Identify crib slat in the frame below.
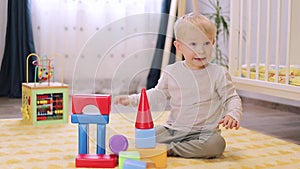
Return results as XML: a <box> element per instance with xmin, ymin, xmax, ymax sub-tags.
<box><xmin>229</xmin><ymin>0</ymin><xmax>240</xmax><ymax>76</ymax></box>
<box><xmin>285</xmin><ymin>0</ymin><xmax>292</xmax><ymax>85</ymax></box>
<box><xmin>238</xmin><ymin>0</ymin><xmax>244</xmax><ymax>77</ymax></box>
<box><xmin>264</xmin><ymin>0</ymin><xmax>272</xmax><ymax>82</ymax></box>
<box><xmin>245</xmin><ymin>0</ymin><xmax>252</xmax><ymax>79</ymax></box>
<box><xmin>275</xmin><ymin>0</ymin><xmax>282</xmax><ymax>83</ymax></box>
<box><xmin>255</xmin><ymin>0</ymin><xmax>261</xmax><ymax>80</ymax></box>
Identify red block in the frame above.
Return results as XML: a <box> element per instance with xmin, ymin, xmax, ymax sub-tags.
<box><xmin>135</xmin><ymin>88</ymin><xmax>154</xmax><ymax>129</ymax></box>
<box><xmin>72</xmin><ymin>94</ymin><xmax>111</xmax><ymax>115</ymax></box>
<box><xmin>75</xmin><ymin>154</ymin><xmax>117</xmax><ymax>168</ymax></box>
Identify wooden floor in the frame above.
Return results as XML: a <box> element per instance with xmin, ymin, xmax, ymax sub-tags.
<box><xmin>1</xmin><ymin>96</ymin><xmax>300</xmax><ymax>145</ymax></box>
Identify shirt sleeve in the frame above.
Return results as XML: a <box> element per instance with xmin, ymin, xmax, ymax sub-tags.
<box><xmin>216</xmin><ymin>68</ymin><xmax>243</xmax><ymax>122</ymax></box>
<box><xmin>128</xmin><ymin>70</ymin><xmax>170</xmax><ymax>107</ymax></box>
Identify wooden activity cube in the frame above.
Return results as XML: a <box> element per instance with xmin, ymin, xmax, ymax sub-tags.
<box><xmin>21</xmin><ymin>82</ymin><xmax>68</xmax><ymax>125</ymax></box>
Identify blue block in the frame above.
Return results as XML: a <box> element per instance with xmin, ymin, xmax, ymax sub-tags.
<box><xmin>123</xmin><ymin>159</ymin><xmax>146</xmax><ymax>169</ymax></box>
<box><xmin>71</xmin><ymin>114</ymin><xmax>109</xmax><ymax>124</ymax></box>
<box><xmin>97</xmin><ymin>124</ymin><xmax>106</xmax><ymax>154</ymax></box>
<box><xmin>78</xmin><ymin>124</ymin><xmax>88</xmax><ymax>154</ymax></box>
<box><xmin>135</xmin><ymin>128</ymin><xmax>156</xmax><ymax>148</ymax></box>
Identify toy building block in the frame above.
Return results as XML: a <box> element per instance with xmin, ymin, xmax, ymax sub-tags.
<box><xmin>128</xmin><ymin>144</ymin><xmax>167</xmax><ymax>169</ymax></box>
<box><xmin>135</xmin><ymin>128</ymin><xmax>156</xmax><ymax>148</ymax></box>
<box><xmin>71</xmin><ymin>114</ymin><xmax>109</xmax><ymax>124</ymax></box>
<box><xmin>135</xmin><ymin>88</ymin><xmax>156</xmax><ymax>148</ymax></box>
<box><xmin>97</xmin><ymin>124</ymin><xmax>106</xmax><ymax>154</ymax></box>
<box><xmin>119</xmin><ymin>151</ymin><xmax>140</xmax><ymax>169</ymax></box>
<box><xmin>135</xmin><ymin>88</ymin><xmax>154</xmax><ymax>129</ymax></box>
<box><xmin>77</xmin><ymin>124</ymin><xmax>106</xmax><ymax>154</ymax></box>
<box><xmin>72</xmin><ymin>94</ymin><xmax>113</xmax><ymax>167</ymax></box>
<box><xmin>109</xmin><ymin>134</ymin><xmax>129</xmax><ymax>155</ymax></box>
<box><xmin>123</xmin><ymin>159</ymin><xmax>146</xmax><ymax>169</ymax></box>
<box><xmin>72</xmin><ymin>94</ymin><xmax>111</xmax><ymax>115</ymax></box>
<box><xmin>76</xmin><ymin>154</ymin><xmax>117</xmax><ymax>168</ymax></box>
<box><xmin>72</xmin><ymin>115</ymin><xmax>107</xmax><ymax>154</ymax></box>
<box><xmin>78</xmin><ymin>124</ymin><xmax>89</xmax><ymax>154</ymax></box>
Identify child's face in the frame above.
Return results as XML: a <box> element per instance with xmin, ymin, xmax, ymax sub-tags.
<box><xmin>174</xmin><ymin>26</ymin><xmax>213</xmax><ymax>70</ymax></box>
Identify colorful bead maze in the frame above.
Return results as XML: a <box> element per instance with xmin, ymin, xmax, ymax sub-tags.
<box><xmin>21</xmin><ymin>53</ymin><xmax>68</xmax><ymax>125</ymax></box>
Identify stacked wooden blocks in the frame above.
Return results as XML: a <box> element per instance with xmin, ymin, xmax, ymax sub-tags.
<box><xmin>119</xmin><ymin>88</ymin><xmax>167</xmax><ymax>169</ymax></box>
<box><xmin>71</xmin><ymin>89</ymin><xmax>167</xmax><ymax>168</ymax></box>
<box><xmin>71</xmin><ymin>94</ymin><xmax>117</xmax><ymax>168</ymax></box>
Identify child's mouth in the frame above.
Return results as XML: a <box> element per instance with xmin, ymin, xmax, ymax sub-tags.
<box><xmin>194</xmin><ymin>57</ymin><xmax>206</xmax><ymax>61</ymax></box>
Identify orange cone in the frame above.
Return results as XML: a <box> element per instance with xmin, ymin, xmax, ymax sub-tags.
<box><xmin>135</xmin><ymin>88</ymin><xmax>154</xmax><ymax>129</ymax></box>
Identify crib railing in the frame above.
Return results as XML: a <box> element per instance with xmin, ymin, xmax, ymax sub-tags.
<box><xmin>229</xmin><ymin>0</ymin><xmax>300</xmax><ymax>101</ymax></box>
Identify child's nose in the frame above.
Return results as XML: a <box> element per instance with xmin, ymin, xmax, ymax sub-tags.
<box><xmin>195</xmin><ymin>45</ymin><xmax>204</xmax><ymax>53</ymax></box>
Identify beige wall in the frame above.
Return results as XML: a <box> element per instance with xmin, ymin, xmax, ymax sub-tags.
<box><xmin>290</xmin><ymin>0</ymin><xmax>300</xmax><ymax>65</ymax></box>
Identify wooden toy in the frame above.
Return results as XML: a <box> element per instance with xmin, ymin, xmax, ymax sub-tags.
<box><xmin>71</xmin><ymin>89</ymin><xmax>166</xmax><ymax>168</ymax></box>
<box><xmin>71</xmin><ymin>114</ymin><xmax>109</xmax><ymax>124</ymax></box>
<box><xmin>109</xmin><ymin>134</ymin><xmax>129</xmax><ymax>155</ymax></box>
<box><xmin>72</xmin><ymin>94</ymin><xmax>111</xmax><ymax>115</ymax></box>
<box><xmin>71</xmin><ymin>114</ymin><xmax>108</xmax><ymax>155</ymax></box>
<box><xmin>76</xmin><ymin>154</ymin><xmax>117</xmax><ymax>168</ymax></box>
<box><xmin>135</xmin><ymin>128</ymin><xmax>156</xmax><ymax>148</ymax></box>
<box><xmin>123</xmin><ymin>159</ymin><xmax>146</xmax><ymax>169</ymax></box>
<box><xmin>128</xmin><ymin>144</ymin><xmax>167</xmax><ymax>169</ymax></box>
<box><xmin>135</xmin><ymin>88</ymin><xmax>156</xmax><ymax>148</ymax></box>
<box><xmin>71</xmin><ymin>94</ymin><xmax>117</xmax><ymax>168</ymax></box>
<box><xmin>135</xmin><ymin>88</ymin><xmax>154</xmax><ymax>129</ymax></box>
<box><xmin>21</xmin><ymin>53</ymin><xmax>68</xmax><ymax>125</ymax></box>
<box><xmin>118</xmin><ymin>151</ymin><xmax>140</xmax><ymax>169</ymax></box>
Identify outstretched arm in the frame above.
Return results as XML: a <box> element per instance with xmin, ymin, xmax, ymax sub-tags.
<box><xmin>113</xmin><ymin>95</ymin><xmax>130</xmax><ymax>106</ymax></box>
<box><xmin>114</xmin><ymin>70</ymin><xmax>170</xmax><ymax>107</ymax></box>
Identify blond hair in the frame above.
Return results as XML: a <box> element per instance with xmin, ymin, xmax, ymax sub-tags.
<box><xmin>174</xmin><ymin>12</ymin><xmax>216</xmax><ymax>42</ymax></box>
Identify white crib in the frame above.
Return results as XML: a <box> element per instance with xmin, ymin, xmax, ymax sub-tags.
<box><xmin>229</xmin><ymin>0</ymin><xmax>300</xmax><ymax>101</ymax></box>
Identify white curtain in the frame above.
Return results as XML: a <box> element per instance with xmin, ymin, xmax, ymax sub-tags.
<box><xmin>31</xmin><ymin>0</ymin><xmax>162</xmax><ymax>95</ymax></box>
<box><xmin>0</xmin><ymin>0</ymin><xmax>8</xmax><ymax>70</ymax></box>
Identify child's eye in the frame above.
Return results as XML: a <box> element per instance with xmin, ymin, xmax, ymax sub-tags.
<box><xmin>189</xmin><ymin>42</ymin><xmax>197</xmax><ymax>46</ymax></box>
<box><xmin>203</xmin><ymin>41</ymin><xmax>211</xmax><ymax>46</ymax></box>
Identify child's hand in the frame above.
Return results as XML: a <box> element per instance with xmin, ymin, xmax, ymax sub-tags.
<box><xmin>113</xmin><ymin>95</ymin><xmax>130</xmax><ymax>106</ymax></box>
<box><xmin>218</xmin><ymin>115</ymin><xmax>240</xmax><ymax>130</ymax></box>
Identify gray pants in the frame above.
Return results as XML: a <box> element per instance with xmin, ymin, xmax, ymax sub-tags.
<box><xmin>156</xmin><ymin>125</ymin><xmax>226</xmax><ymax>158</ymax></box>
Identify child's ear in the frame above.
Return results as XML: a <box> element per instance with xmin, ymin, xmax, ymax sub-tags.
<box><xmin>173</xmin><ymin>41</ymin><xmax>181</xmax><ymax>51</ymax></box>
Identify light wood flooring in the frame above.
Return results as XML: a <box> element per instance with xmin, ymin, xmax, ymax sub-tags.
<box><xmin>1</xmin><ymin>96</ymin><xmax>300</xmax><ymax>145</ymax></box>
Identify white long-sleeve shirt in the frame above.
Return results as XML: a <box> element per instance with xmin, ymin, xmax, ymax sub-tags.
<box><xmin>129</xmin><ymin>61</ymin><xmax>242</xmax><ymax>132</ymax></box>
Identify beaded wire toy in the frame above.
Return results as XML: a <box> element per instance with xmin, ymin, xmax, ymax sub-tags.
<box><xmin>26</xmin><ymin>53</ymin><xmax>64</xmax><ymax>86</ymax></box>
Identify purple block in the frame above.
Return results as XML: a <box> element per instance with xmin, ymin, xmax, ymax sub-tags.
<box><xmin>109</xmin><ymin>134</ymin><xmax>128</xmax><ymax>155</ymax></box>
